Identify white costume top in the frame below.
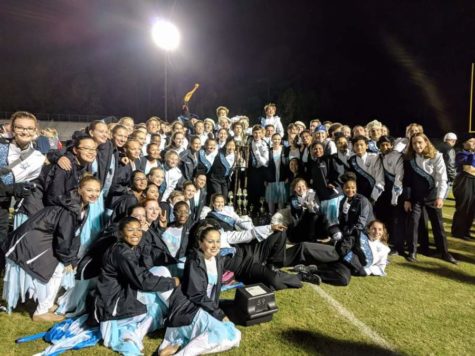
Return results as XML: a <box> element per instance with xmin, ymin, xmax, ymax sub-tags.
<box><xmin>9</xmin><ymin>142</ymin><xmax>45</xmax><ymax>182</ymax></box>
<box><xmin>364</xmin><ymin>240</ymin><xmax>390</xmax><ymax>276</ymax></box>
<box><xmin>162</xmin><ymin>167</ymin><xmax>183</xmax><ymax>202</ymax></box>
<box><xmin>415</xmin><ymin>152</ymin><xmax>448</xmax><ymax>199</ymax></box>
<box><xmin>355</xmin><ymin>152</ymin><xmax>385</xmax><ymax>201</ymax></box>
<box><xmin>251</xmin><ymin>140</ymin><xmax>269</xmax><ymax>168</ymax></box>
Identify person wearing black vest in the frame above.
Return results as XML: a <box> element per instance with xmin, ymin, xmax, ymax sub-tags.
<box><xmin>403</xmin><ymin>133</ymin><xmax>457</xmax><ymax>264</ymax></box>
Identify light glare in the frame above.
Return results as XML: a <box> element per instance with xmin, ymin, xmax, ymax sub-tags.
<box><xmin>151</xmin><ymin>20</ymin><xmax>180</xmax><ymax>51</ymax></box>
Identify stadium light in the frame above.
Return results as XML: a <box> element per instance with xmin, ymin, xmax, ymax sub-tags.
<box><xmin>151</xmin><ymin>20</ymin><xmax>180</xmax><ymax>51</ymax></box>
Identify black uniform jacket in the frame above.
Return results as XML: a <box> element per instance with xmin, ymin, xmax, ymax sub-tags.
<box><xmin>6</xmin><ymin>191</ymin><xmax>87</xmax><ymax>283</ymax></box>
<box><xmin>179</xmin><ymin>149</ymin><xmax>198</xmax><ymax>181</ymax></box>
<box><xmin>94</xmin><ymin>240</ymin><xmax>176</xmax><ymax>322</ymax></box>
<box><xmin>338</xmin><ymin>193</ymin><xmax>374</xmax><ymax>237</ymax></box>
<box><xmin>181</xmin><ymin>249</ymin><xmax>226</xmax><ymax>321</ymax></box>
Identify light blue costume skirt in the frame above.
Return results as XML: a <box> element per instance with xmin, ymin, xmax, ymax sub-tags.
<box><xmin>57</xmin><ymin>191</ymin><xmax>106</xmax><ymax>316</ymax></box>
<box><xmin>159</xmin><ymin>309</ymin><xmax>241</xmax><ymax>355</ymax></box>
<box><xmin>100</xmin><ymin>266</ymin><xmax>173</xmax><ymax>356</ymax></box>
<box><xmin>320</xmin><ymin>195</ymin><xmax>344</xmax><ymax>226</ymax></box>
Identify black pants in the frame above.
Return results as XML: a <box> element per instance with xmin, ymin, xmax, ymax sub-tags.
<box><xmin>452</xmin><ymin>173</ymin><xmax>475</xmax><ymax>237</ymax></box>
<box><xmin>374</xmin><ymin>191</ymin><xmax>406</xmax><ymax>252</ymax></box>
<box><xmin>315</xmin><ymin>262</ymin><xmax>352</xmax><ymax>286</ymax></box>
<box><xmin>207</xmin><ymin>179</ymin><xmax>228</xmax><ymax>205</ymax></box>
<box><xmin>283</xmin><ymin>242</ymin><xmax>340</xmax><ymax>267</ymax></box>
<box><xmin>226</xmin><ymin>232</ymin><xmax>300</xmax><ymax>290</ymax></box>
<box><xmin>287</xmin><ymin>212</ymin><xmax>328</xmax><ymax>243</ymax></box>
<box><xmin>408</xmin><ymin>201</ymin><xmax>448</xmax><ymax>255</ymax></box>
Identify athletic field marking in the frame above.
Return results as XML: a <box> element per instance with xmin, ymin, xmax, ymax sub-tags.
<box><xmin>309</xmin><ymin>284</ymin><xmax>397</xmax><ymax>352</ymax></box>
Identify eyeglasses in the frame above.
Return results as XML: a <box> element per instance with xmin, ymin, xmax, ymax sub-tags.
<box><xmin>134</xmin><ymin>177</ymin><xmax>147</xmax><ymax>182</ymax></box>
<box><xmin>14</xmin><ymin>126</ymin><xmax>36</xmax><ymax>133</ymax></box>
<box><xmin>77</xmin><ymin>147</ymin><xmax>97</xmax><ymax>153</ymax></box>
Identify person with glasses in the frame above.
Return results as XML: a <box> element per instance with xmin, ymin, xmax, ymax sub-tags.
<box><xmin>0</xmin><ymin>111</ymin><xmax>45</xmax><ymax>274</ymax></box>
<box><xmin>44</xmin><ymin>136</ymin><xmax>97</xmax><ymax>206</ymax></box>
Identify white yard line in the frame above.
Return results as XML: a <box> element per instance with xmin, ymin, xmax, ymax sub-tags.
<box><xmin>309</xmin><ymin>284</ymin><xmax>397</xmax><ymax>352</ymax></box>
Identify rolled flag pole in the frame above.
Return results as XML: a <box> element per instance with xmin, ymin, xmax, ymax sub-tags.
<box><xmin>15</xmin><ymin>332</ymin><xmax>46</xmax><ymax>344</ymax></box>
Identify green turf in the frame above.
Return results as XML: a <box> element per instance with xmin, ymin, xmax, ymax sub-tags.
<box><xmin>1</xmin><ymin>198</ymin><xmax>474</xmax><ymax>356</ymax></box>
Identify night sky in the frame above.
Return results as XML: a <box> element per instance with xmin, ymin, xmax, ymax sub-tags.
<box><xmin>1</xmin><ymin>0</ymin><xmax>474</xmax><ymax>136</ymax></box>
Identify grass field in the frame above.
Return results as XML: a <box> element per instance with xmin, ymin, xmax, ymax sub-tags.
<box><xmin>1</xmin><ymin>197</ymin><xmax>474</xmax><ymax>356</ymax></box>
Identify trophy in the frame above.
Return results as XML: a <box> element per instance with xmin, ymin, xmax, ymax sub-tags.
<box><xmin>228</xmin><ymin>191</ymin><xmax>234</xmax><ymax>208</ymax></box>
<box><xmin>236</xmin><ymin>188</ymin><xmax>243</xmax><ymax>216</ymax></box>
<box><xmin>242</xmin><ymin>189</ymin><xmax>248</xmax><ymax>216</ymax></box>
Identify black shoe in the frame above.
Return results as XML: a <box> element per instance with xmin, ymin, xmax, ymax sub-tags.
<box><xmin>441</xmin><ymin>253</ymin><xmax>458</xmax><ymax>265</ymax></box>
<box><xmin>405</xmin><ymin>253</ymin><xmax>417</xmax><ymax>263</ymax></box>
<box><xmin>291</xmin><ymin>264</ymin><xmax>318</xmax><ymax>274</ymax></box>
<box><xmin>298</xmin><ymin>272</ymin><xmax>322</xmax><ymax>285</ymax></box>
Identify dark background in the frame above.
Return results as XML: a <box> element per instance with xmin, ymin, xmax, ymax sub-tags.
<box><xmin>1</xmin><ymin>0</ymin><xmax>474</xmax><ymax>136</ymax></box>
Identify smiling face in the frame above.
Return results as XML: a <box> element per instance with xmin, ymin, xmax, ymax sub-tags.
<box><xmin>126</xmin><ymin>141</ymin><xmax>142</xmax><ymax>160</ymax></box>
<box><xmin>122</xmin><ymin>221</ymin><xmax>143</xmax><ymax>247</ymax></box>
<box><xmin>293</xmin><ymin>180</ymin><xmax>307</xmax><ymax>196</ymax></box>
<box><xmin>134</xmin><ymin>131</ymin><xmax>147</xmax><ymax>147</ymax></box>
<box><xmin>265</xmin><ymin>106</ymin><xmax>276</xmax><ymax>117</ymax></box>
<box><xmin>190</xmin><ymin>137</ymin><xmax>201</xmax><ymax>152</ymax></box>
<box><xmin>218</xmin><ymin>129</ymin><xmax>228</xmax><ymax>142</ymax></box>
<box><xmin>174</xmin><ymin>204</ymin><xmax>190</xmax><ymax>225</ymax></box>
<box><xmin>133</xmin><ymin>172</ymin><xmax>148</xmax><ymax>191</ymax></box>
<box><xmin>113</xmin><ymin>127</ymin><xmax>128</xmax><ymax>148</ymax></box>
<box><xmin>147</xmin><ymin>120</ymin><xmax>159</xmax><ymax>134</ymax></box>
<box><xmin>145</xmin><ymin>184</ymin><xmax>159</xmax><ymax>201</ymax></box>
<box><xmin>212</xmin><ymin>196</ymin><xmax>225</xmax><ymax>211</ymax></box>
<box><xmin>353</xmin><ymin>139</ymin><xmax>368</xmax><ymax>157</ymax></box>
<box><xmin>369</xmin><ymin>221</ymin><xmax>384</xmax><ymax>241</ymax></box>
<box><xmin>225</xmin><ymin>140</ymin><xmax>236</xmax><ymax>154</ymax></box>
<box><xmin>314</xmin><ymin>131</ymin><xmax>327</xmax><ymax>142</ymax></box>
<box><xmin>12</xmin><ymin>117</ymin><xmax>37</xmax><ymax>147</ymax></box>
<box><xmin>199</xmin><ymin>230</ymin><xmax>221</xmax><ymax>259</ymax></box>
<box><xmin>78</xmin><ymin>180</ymin><xmax>101</xmax><ymax>205</ymax></box>
<box><xmin>74</xmin><ymin>138</ymin><xmax>97</xmax><ymax>164</ymax></box>
<box><xmin>194</xmin><ymin>175</ymin><xmax>206</xmax><ymax>189</ymax></box>
<box><xmin>252</xmin><ymin>129</ymin><xmax>263</xmax><ymax>141</ymax></box>
<box><xmin>271</xmin><ymin>134</ymin><xmax>282</xmax><ymax>148</ymax></box>
<box><xmin>336</xmin><ymin>137</ymin><xmax>348</xmax><ymax>152</ymax></box>
<box><xmin>195</xmin><ymin>122</ymin><xmax>204</xmax><ymax>134</ymax></box>
<box><xmin>173</xmin><ymin>133</ymin><xmax>184</xmax><ymax>147</ymax></box>
<box><xmin>90</xmin><ymin>122</ymin><xmax>109</xmax><ymax>145</ymax></box>
<box><xmin>145</xmin><ymin>200</ymin><xmax>161</xmax><ymax>223</ymax></box>
<box><xmin>312</xmin><ymin>144</ymin><xmax>324</xmax><ymax>158</ymax></box>
<box><xmin>343</xmin><ymin>180</ymin><xmax>357</xmax><ymax>199</ymax></box>
<box><xmin>411</xmin><ymin>136</ymin><xmax>427</xmax><ymax>155</ymax></box>
<box><xmin>147</xmin><ymin>144</ymin><xmax>161</xmax><ymax>159</ymax></box>
<box><xmin>166</xmin><ymin>152</ymin><xmax>179</xmax><ymax>168</ymax></box>
<box><xmin>149</xmin><ymin>169</ymin><xmax>164</xmax><ymax>186</ymax></box>
<box><xmin>183</xmin><ymin>184</ymin><xmax>197</xmax><ymax>200</ymax></box>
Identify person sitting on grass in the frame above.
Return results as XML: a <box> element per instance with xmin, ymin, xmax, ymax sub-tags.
<box><xmin>3</xmin><ymin>175</ymin><xmax>101</xmax><ymax>322</ymax></box>
<box><xmin>93</xmin><ymin>217</ymin><xmax>179</xmax><ymax>355</ymax></box>
<box><xmin>157</xmin><ymin>226</ymin><xmax>241</xmax><ymax>356</ymax></box>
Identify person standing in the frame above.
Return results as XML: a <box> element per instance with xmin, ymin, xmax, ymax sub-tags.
<box><xmin>403</xmin><ymin>133</ymin><xmax>457</xmax><ymax>264</ymax></box>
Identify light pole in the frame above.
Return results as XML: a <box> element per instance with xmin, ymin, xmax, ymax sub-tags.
<box><xmin>151</xmin><ymin>20</ymin><xmax>180</xmax><ymax>121</ymax></box>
